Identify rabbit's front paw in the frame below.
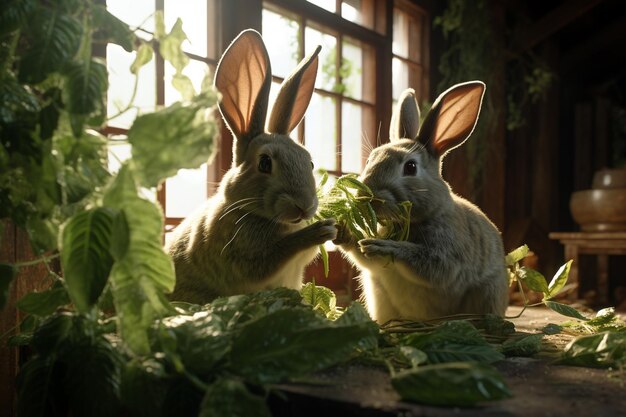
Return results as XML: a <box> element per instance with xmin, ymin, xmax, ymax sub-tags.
<box><xmin>359</xmin><ymin>239</ymin><xmax>403</xmax><ymax>258</ymax></box>
<box><xmin>332</xmin><ymin>220</ymin><xmax>353</xmax><ymax>246</ymax></box>
<box><xmin>306</xmin><ymin>218</ymin><xmax>338</xmax><ymax>244</ymax></box>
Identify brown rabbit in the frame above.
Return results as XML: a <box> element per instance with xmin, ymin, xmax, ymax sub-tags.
<box><xmin>336</xmin><ymin>82</ymin><xmax>509</xmax><ymax>323</ymax></box>
<box><xmin>166</xmin><ymin>30</ymin><xmax>337</xmax><ymax>304</ymax></box>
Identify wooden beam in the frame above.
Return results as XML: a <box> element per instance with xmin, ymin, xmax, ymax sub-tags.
<box><xmin>562</xmin><ymin>14</ymin><xmax>626</xmax><ymax>70</ymax></box>
<box><xmin>517</xmin><ymin>0</ymin><xmax>604</xmax><ymax>52</ymax></box>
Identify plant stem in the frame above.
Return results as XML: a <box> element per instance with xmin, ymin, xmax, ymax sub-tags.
<box><xmin>14</xmin><ymin>253</ymin><xmax>60</xmax><ymax>269</ymax></box>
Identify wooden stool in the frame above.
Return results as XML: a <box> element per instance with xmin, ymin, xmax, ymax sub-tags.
<box><xmin>549</xmin><ymin>232</ymin><xmax>626</xmax><ymax>303</ymax></box>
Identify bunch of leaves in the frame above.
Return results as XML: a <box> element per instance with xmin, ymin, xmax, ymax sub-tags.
<box><xmin>314</xmin><ymin>171</ymin><xmax>411</xmax><ymax>276</ymax></box>
<box><xmin>12</xmin><ymin>286</ymin><xmax>380</xmax><ymax>417</ymax></box>
<box><xmin>506</xmin><ymin>245</ymin><xmax>586</xmax><ymax>320</ymax></box>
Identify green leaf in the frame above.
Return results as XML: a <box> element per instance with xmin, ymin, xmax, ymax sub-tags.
<box><xmin>171</xmin><ymin>73</ymin><xmax>196</xmax><ymax>101</ymax></box>
<box><xmin>475</xmin><ymin>314</ymin><xmax>516</xmax><ymax>337</ymax></box>
<box><xmin>199</xmin><ymin>378</ymin><xmax>271</xmax><ymax>417</ymax></box>
<box><xmin>60</xmin><ymin>207</ymin><xmax>118</xmax><ymax>312</ymax></box>
<box><xmin>30</xmin><ymin>312</ymin><xmax>75</xmax><ymax>355</ymax></box>
<box><xmin>544</xmin><ymin>301</ymin><xmax>588</xmax><ymax>321</ymax></box>
<box><xmin>104</xmin><ymin>165</ymin><xmax>175</xmax><ymax>354</ymax></box>
<box><xmin>0</xmin><ymin>0</ymin><xmax>35</xmax><ymax>36</ymax></box>
<box><xmin>505</xmin><ymin>244</ymin><xmax>529</xmax><ymax>266</ymax></box>
<box><xmin>18</xmin><ymin>11</ymin><xmax>83</xmax><ymax>84</ymax></box>
<box><xmin>16</xmin><ymin>287</ymin><xmax>70</xmax><ymax>316</ymax></box>
<box><xmin>501</xmin><ymin>334</ymin><xmax>543</xmax><ymax>357</ymax></box>
<box><xmin>558</xmin><ymin>331</ymin><xmax>626</xmax><ymax>368</ymax></box>
<box><xmin>318</xmin><ymin>244</ymin><xmax>329</xmax><ymax>278</ymax></box>
<box><xmin>0</xmin><ymin>263</ymin><xmax>17</xmax><ymax>309</ymax></box>
<box><xmin>16</xmin><ymin>356</ymin><xmax>61</xmax><ymax>417</ymax></box>
<box><xmin>64</xmin><ymin>339</ymin><xmax>122</xmax><ymax>417</ymax></box>
<box><xmin>159</xmin><ymin>18</ymin><xmax>189</xmax><ymax>73</ymax></box>
<box><xmin>516</xmin><ymin>267</ymin><xmax>548</xmax><ymax>294</ymax></box>
<box><xmin>395</xmin><ymin>345</ymin><xmax>428</xmax><ymax>368</ymax></box>
<box><xmin>92</xmin><ymin>4</ymin><xmax>136</xmax><ymax>52</ymax></box>
<box><xmin>230</xmin><ymin>307</ymin><xmax>378</xmax><ymax>383</ymax></box>
<box><xmin>63</xmin><ymin>59</ymin><xmax>108</xmax><ymax>116</ymax></box>
<box><xmin>403</xmin><ymin>321</ymin><xmax>504</xmax><ymax>364</ymax></box>
<box><xmin>131</xmin><ymin>43</ymin><xmax>154</xmax><ymax>75</ymax></box>
<box><xmin>391</xmin><ymin>362</ymin><xmax>511</xmax><ymax>406</ymax></box>
<box><xmin>300</xmin><ymin>282</ymin><xmax>337</xmax><ymax>318</ymax></box>
<box><xmin>541</xmin><ymin>323</ymin><xmax>562</xmax><ymax>335</ymax></box>
<box><xmin>0</xmin><ymin>75</ymin><xmax>40</xmax><ymax>124</ymax></box>
<box><xmin>128</xmin><ymin>93</ymin><xmax>218</xmax><ymax>187</ymax></box>
<box><xmin>120</xmin><ymin>359</ymin><xmax>169</xmax><ymax>417</ymax></box>
<box><xmin>546</xmin><ymin>260</ymin><xmax>572</xmax><ymax>299</ymax></box>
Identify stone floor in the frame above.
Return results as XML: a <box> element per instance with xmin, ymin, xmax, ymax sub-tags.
<box><xmin>269</xmin><ymin>306</ymin><xmax>626</xmax><ymax>417</ymax></box>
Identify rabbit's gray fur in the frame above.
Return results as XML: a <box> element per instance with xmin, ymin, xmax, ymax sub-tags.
<box><xmin>337</xmin><ymin>82</ymin><xmax>509</xmax><ymax>322</ymax></box>
<box><xmin>167</xmin><ymin>30</ymin><xmax>336</xmax><ymax>304</ymax></box>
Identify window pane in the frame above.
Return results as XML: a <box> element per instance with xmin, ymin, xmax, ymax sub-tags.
<box><xmin>408</xmin><ymin>63</ymin><xmax>423</xmax><ymax>101</ymax></box>
<box><xmin>341</xmin><ymin>0</ymin><xmax>374</xmax><ymax>29</ymax></box>
<box><xmin>108</xmin><ymin>138</ymin><xmax>131</xmax><ymax>173</ymax></box>
<box><xmin>341</xmin><ymin>102</ymin><xmax>363</xmax><ymax>173</ymax></box>
<box><xmin>392</xmin><ymin>57</ymin><xmax>409</xmax><ymax>101</ymax></box>
<box><xmin>305</xmin><ymin>27</ymin><xmax>337</xmax><ymax>92</ymax></box>
<box><xmin>262</xmin><ymin>9</ymin><xmax>300</xmax><ymax>79</ymax></box>
<box><xmin>107</xmin><ymin>0</ymin><xmax>154</xmax><ymax>40</ymax></box>
<box><xmin>107</xmin><ymin>44</ymin><xmax>156</xmax><ymax>129</ymax></box>
<box><xmin>408</xmin><ymin>13</ymin><xmax>423</xmax><ymax>63</ymax></box>
<box><xmin>164</xmin><ymin>0</ymin><xmax>207</xmax><ymax>57</ymax></box>
<box><xmin>341</xmin><ymin>39</ymin><xmax>363</xmax><ymax>100</ymax></box>
<box><xmin>164</xmin><ymin>59</ymin><xmax>210</xmax><ymax>105</ymax></box>
<box><xmin>305</xmin><ymin>93</ymin><xmax>337</xmax><ymax>171</ymax></box>
<box><xmin>307</xmin><ymin>0</ymin><xmax>336</xmax><ymax>13</ymax></box>
<box><xmin>392</xmin><ymin>9</ymin><xmax>408</xmax><ymax>58</ymax></box>
<box><xmin>165</xmin><ymin>164</ymin><xmax>208</xmax><ymax>218</ymax></box>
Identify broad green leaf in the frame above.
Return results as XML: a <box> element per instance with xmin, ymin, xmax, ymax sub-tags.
<box><xmin>92</xmin><ymin>4</ymin><xmax>136</xmax><ymax>52</ymax></box>
<box><xmin>300</xmin><ymin>282</ymin><xmax>337</xmax><ymax>318</ymax></box>
<box><xmin>131</xmin><ymin>43</ymin><xmax>154</xmax><ymax>75</ymax></box>
<box><xmin>63</xmin><ymin>59</ymin><xmax>108</xmax><ymax>116</ymax></box>
<box><xmin>60</xmin><ymin>207</ymin><xmax>118</xmax><ymax>312</ymax></box>
<box><xmin>16</xmin><ymin>287</ymin><xmax>70</xmax><ymax>316</ymax></box>
<box><xmin>403</xmin><ymin>321</ymin><xmax>504</xmax><ymax>364</ymax></box>
<box><xmin>334</xmin><ymin>302</ymin><xmax>379</xmax><ymax>350</ymax></box>
<box><xmin>0</xmin><ymin>0</ymin><xmax>35</xmax><ymax>36</ymax></box>
<box><xmin>505</xmin><ymin>244</ymin><xmax>529</xmax><ymax>266</ymax></box>
<box><xmin>160</xmin><ymin>18</ymin><xmax>189</xmax><ymax>73</ymax></box>
<box><xmin>0</xmin><ymin>263</ymin><xmax>16</xmax><ymax>309</ymax></box>
<box><xmin>104</xmin><ymin>165</ymin><xmax>175</xmax><ymax>354</ymax></box>
<box><xmin>318</xmin><ymin>244</ymin><xmax>329</xmax><ymax>278</ymax></box>
<box><xmin>30</xmin><ymin>312</ymin><xmax>75</xmax><ymax>355</ymax></box>
<box><xmin>476</xmin><ymin>314</ymin><xmax>516</xmax><ymax>337</ymax></box>
<box><xmin>337</xmin><ymin>175</ymin><xmax>372</xmax><ymax>196</ymax></box>
<box><xmin>120</xmin><ymin>359</ymin><xmax>169</xmax><ymax>417</ymax></box>
<box><xmin>109</xmin><ymin>210</ymin><xmax>130</xmax><ymax>261</ymax></box>
<box><xmin>391</xmin><ymin>362</ymin><xmax>511</xmax><ymax>406</ymax></box>
<box><xmin>64</xmin><ymin>339</ymin><xmax>123</xmax><ymax>417</ymax></box>
<box><xmin>18</xmin><ymin>11</ymin><xmax>83</xmax><ymax>84</ymax></box>
<box><xmin>199</xmin><ymin>378</ymin><xmax>271</xmax><ymax>417</ymax></box>
<box><xmin>171</xmin><ymin>73</ymin><xmax>196</xmax><ymax>101</ymax></box>
<box><xmin>230</xmin><ymin>307</ymin><xmax>378</xmax><ymax>383</ymax></box>
<box><xmin>544</xmin><ymin>301</ymin><xmax>588</xmax><ymax>321</ymax></box>
<box><xmin>0</xmin><ymin>75</ymin><xmax>40</xmax><ymax>124</ymax></box>
<box><xmin>517</xmin><ymin>267</ymin><xmax>548</xmax><ymax>294</ymax></box>
<box><xmin>395</xmin><ymin>345</ymin><xmax>428</xmax><ymax>368</ymax></box>
<box><xmin>25</xmin><ymin>214</ymin><xmax>59</xmax><ymax>254</ymax></box>
<box><xmin>16</xmin><ymin>356</ymin><xmax>61</xmax><ymax>417</ymax></box>
<box><xmin>559</xmin><ymin>331</ymin><xmax>626</xmax><ymax>368</ymax></box>
<box><xmin>501</xmin><ymin>334</ymin><xmax>543</xmax><ymax>357</ymax></box>
<box><xmin>546</xmin><ymin>260</ymin><xmax>572</xmax><ymax>299</ymax></box>
<box><xmin>541</xmin><ymin>323</ymin><xmax>562</xmax><ymax>335</ymax></box>
<box><xmin>128</xmin><ymin>93</ymin><xmax>218</xmax><ymax>187</ymax></box>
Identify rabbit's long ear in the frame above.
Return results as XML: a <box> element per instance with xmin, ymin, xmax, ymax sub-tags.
<box><xmin>267</xmin><ymin>46</ymin><xmax>321</xmax><ymax>135</ymax></box>
<box><xmin>417</xmin><ymin>81</ymin><xmax>485</xmax><ymax>157</ymax></box>
<box><xmin>215</xmin><ymin>30</ymin><xmax>271</xmax><ymax>155</ymax></box>
<box><xmin>390</xmin><ymin>88</ymin><xmax>420</xmax><ymax>141</ymax></box>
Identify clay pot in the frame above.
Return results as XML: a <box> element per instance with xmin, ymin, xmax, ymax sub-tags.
<box><xmin>592</xmin><ymin>168</ymin><xmax>626</xmax><ymax>189</ymax></box>
<box><xmin>570</xmin><ymin>188</ymin><xmax>626</xmax><ymax>232</ymax></box>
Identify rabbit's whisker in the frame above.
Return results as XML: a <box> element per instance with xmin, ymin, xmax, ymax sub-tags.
<box><xmin>220</xmin><ymin>222</ymin><xmax>247</xmax><ymax>256</ymax></box>
<box><xmin>220</xmin><ymin>199</ymin><xmax>261</xmax><ymax>219</ymax></box>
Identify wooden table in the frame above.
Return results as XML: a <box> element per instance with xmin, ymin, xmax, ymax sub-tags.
<box><xmin>549</xmin><ymin>232</ymin><xmax>626</xmax><ymax>302</ymax></box>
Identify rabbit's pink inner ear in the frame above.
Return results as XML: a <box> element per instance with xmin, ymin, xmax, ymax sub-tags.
<box><xmin>267</xmin><ymin>46</ymin><xmax>321</xmax><ymax>135</ymax></box>
<box><xmin>215</xmin><ymin>30</ymin><xmax>271</xmax><ymax>138</ymax></box>
<box><xmin>431</xmin><ymin>82</ymin><xmax>485</xmax><ymax>156</ymax></box>
<box><xmin>390</xmin><ymin>88</ymin><xmax>420</xmax><ymax>141</ymax></box>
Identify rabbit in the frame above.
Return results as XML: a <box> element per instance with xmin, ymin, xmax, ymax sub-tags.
<box><xmin>336</xmin><ymin>81</ymin><xmax>509</xmax><ymax>323</ymax></box>
<box><xmin>166</xmin><ymin>29</ymin><xmax>337</xmax><ymax>304</ymax></box>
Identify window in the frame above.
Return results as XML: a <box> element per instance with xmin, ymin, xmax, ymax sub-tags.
<box><xmin>392</xmin><ymin>1</ymin><xmax>429</xmax><ymax>103</ymax></box>
<box><xmin>104</xmin><ymin>0</ymin><xmax>219</xmax><ymax>241</ymax></box>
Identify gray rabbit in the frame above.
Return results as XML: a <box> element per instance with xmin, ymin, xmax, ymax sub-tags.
<box><xmin>336</xmin><ymin>82</ymin><xmax>509</xmax><ymax>322</ymax></box>
<box><xmin>167</xmin><ymin>30</ymin><xmax>337</xmax><ymax>304</ymax></box>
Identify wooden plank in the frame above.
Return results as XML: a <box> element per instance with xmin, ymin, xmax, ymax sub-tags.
<box><xmin>517</xmin><ymin>0</ymin><xmax>604</xmax><ymax>52</ymax></box>
<box><xmin>0</xmin><ymin>222</ymin><xmax>17</xmax><ymax>417</ymax></box>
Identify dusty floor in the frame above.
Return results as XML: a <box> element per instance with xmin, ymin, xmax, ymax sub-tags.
<box><xmin>270</xmin><ymin>307</ymin><xmax>626</xmax><ymax>417</ymax></box>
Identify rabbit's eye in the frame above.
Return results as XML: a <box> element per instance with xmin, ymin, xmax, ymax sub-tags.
<box><xmin>403</xmin><ymin>160</ymin><xmax>417</xmax><ymax>176</ymax></box>
<box><xmin>258</xmin><ymin>154</ymin><xmax>272</xmax><ymax>174</ymax></box>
